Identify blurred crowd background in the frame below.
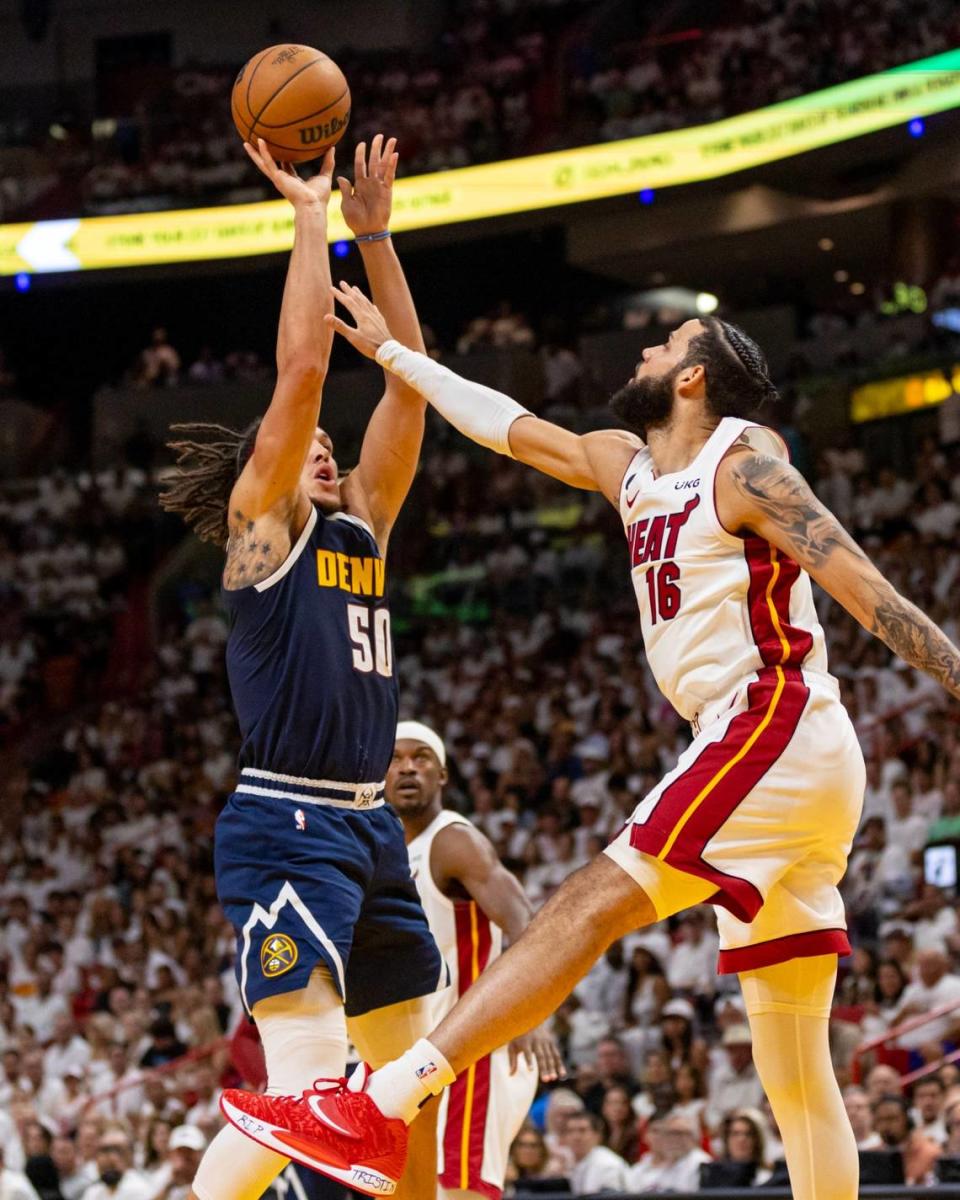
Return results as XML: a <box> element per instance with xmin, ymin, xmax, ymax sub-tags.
<box><xmin>1</xmin><ymin>0</ymin><xmax>960</xmax><ymax>1196</ymax></box>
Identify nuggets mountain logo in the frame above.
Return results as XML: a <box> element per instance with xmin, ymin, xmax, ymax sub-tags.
<box><xmin>260</xmin><ymin>933</ymin><xmax>298</xmax><ymax>978</ymax></box>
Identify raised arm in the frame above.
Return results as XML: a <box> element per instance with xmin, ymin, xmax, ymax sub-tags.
<box><xmin>228</xmin><ymin>141</ymin><xmax>335</xmax><ymax>536</ymax></box>
<box><xmin>337</xmin><ymin>136</ymin><xmax>427</xmax><ymax>548</ymax></box>
<box><xmin>324</xmin><ymin>284</ymin><xmax>642</xmax><ymax>506</ymax></box>
<box><xmin>716</xmin><ymin>448</ymin><xmax>960</xmax><ymax>698</ymax></box>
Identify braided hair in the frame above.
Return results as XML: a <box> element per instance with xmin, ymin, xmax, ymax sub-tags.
<box><xmin>684</xmin><ymin>317</ymin><xmax>779</xmax><ymax>417</ymax></box>
<box><xmin>159</xmin><ymin>419</ymin><xmax>261</xmax><ymax>548</ymax></box>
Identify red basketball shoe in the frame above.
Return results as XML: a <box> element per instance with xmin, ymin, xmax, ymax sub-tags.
<box><xmin>220</xmin><ymin>1067</ymin><xmax>408</xmax><ymax>1197</ymax></box>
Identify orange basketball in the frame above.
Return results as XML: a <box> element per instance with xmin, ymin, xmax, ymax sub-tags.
<box><xmin>231</xmin><ymin>44</ymin><xmax>351</xmax><ymax>163</ymax></box>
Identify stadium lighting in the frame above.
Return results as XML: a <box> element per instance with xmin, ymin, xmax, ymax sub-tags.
<box><xmin>908</xmin><ymin>116</ymin><xmax>925</xmax><ymax>137</ymax></box>
<box><xmin>850</xmin><ymin>282</ymin><xmax>866</xmax><ymax>295</ymax></box>
<box><xmin>834</xmin><ymin>269</ymin><xmax>849</xmax><ymax>283</ymax></box>
<box><xmin>695</xmin><ymin>292</ymin><xmax>719</xmax><ymax>313</ymax></box>
<box><xmin>333</xmin><ymin>241</ymin><xmax>350</xmax><ymax>258</ymax></box>
<box><xmin>818</xmin><ymin>237</ymin><xmax>834</xmax><ymax>251</ymax></box>
<box><xmin>638</xmin><ymin>189</ymin><xmax>655</xmax><ymax>205</ymax></box>
<box><xmin>14</xmin><ymin>273</ymin><xmax>30</xmax><ymax>292</ymax></box>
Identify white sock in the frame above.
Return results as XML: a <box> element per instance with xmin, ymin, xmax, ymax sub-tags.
<box><xmin>363</xmin><ymin>1037</ymin><xmax>455</xmax><ymax>1124</ymax></box>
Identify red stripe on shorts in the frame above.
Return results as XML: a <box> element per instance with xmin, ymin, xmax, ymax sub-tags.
<box><xmin>629</xmin><ymin>668</ymin><xmax>809</xmax><ymax>922</ymax></box>
<box><xmin>718</xmin><ymin>928</ymin><xmax>851</xmax><ymax>974</ymax></box>
<box><xmin>442</xmin><ymin>902</ymin><xmax>498</xmax><ymax>1197</ymax></box>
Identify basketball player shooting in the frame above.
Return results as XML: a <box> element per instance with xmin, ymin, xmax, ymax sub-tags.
<box><xmin>160</xmin><ymin>139</ymin><xmax>446</xmax><ymax>1200</ymax></box>
<box><xmin>220</xmin><ymin>287</ymin><xmax>960</xmax><ymax>1200</ymax></box>
<box><xmin>388</xmin><ymin>722</ymin><xmax>564</xmax><ymax>1200</ymax></box>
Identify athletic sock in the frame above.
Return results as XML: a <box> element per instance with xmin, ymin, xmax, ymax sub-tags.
<box><xmin>363</xmin><ymin>1038</ymin><xmax>456</xmax><ymax>1124</ymax></box>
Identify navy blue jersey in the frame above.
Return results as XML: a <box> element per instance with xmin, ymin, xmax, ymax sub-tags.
<box><xmin>223</xmin><ymin>506</ymin><xmax>398</xmax><ymax>782</ymax></box>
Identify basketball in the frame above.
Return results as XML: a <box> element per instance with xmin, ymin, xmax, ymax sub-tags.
<box><xmin>231</xmin><ymin>44</ymin><xmax>351</xmax><ymax>163</ymax></box>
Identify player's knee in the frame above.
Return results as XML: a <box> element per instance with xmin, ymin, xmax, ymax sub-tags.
<box><xmin>347</xmin><ymin>994</ymin><xmax>436</xmax><ymax>1068</ymax></box>
<box><xmin>558</xmin><ymin>856</ymin><xmax>657</xmax><ymax>938</ymax></box>
<box><xmin>254</xmin><ymin>966</ymin><xmax>347</xmax><ymax>1092</ymax></box>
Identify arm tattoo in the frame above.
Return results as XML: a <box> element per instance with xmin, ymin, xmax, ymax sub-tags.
<box><xmin>223</xmin><ymin>509</ymin><xmax>287</xmax><ymax>589</ymax></box>
<box><xmin>728</xmin><ymin>453</ymin><xmax>868</xmax><ymax>570</ymax></box>
<box><xmin>731</xmin><ymin>452</ymin><xmax>960</xmax><ymax>700</ymax></box>
<box><xmin>865</xmin><ymin>579</ymin><xmax>960</xmax><ymax>699</ymax></box>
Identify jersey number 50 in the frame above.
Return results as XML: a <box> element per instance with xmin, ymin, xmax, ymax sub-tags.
<box><xmin>347</xmin><ymin>604</ymin><xmax>393</xmax><ymax>677</ymax></box>
<box><xmin>644</xmin><ymin>562</ymin><xmax>681</xmax><ymax>625</ymax></box>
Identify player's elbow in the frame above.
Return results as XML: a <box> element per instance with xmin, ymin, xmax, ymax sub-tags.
<box><xmin>278</xmin><ymin>356</ymin><xmax>326</xmax><ymax>395</ymax></box>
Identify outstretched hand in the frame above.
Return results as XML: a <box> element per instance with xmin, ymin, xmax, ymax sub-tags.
<box><xmin>338</xmin><ymin>134</ymin><xmax>398</xmax><ymax>236</ymax></box>
<box><xmin>508</xmin><ymin>1025</ymin><xmax>566</xmax><ymax>1083</ymax></box>
<box><xmin>324</xmin><ymin>282</ymin><xmax>394</xmax><ymax>358</ymax></box>
<box><xmin>243</xmin><ymin>137</ymin><xmax>335</xmax><ymax>209</ymax></box>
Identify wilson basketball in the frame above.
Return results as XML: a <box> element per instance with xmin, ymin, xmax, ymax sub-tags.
<box><xmin>231</xmin><ymin>44</ymin><xmax>351</xmax><ymax>163</ymax></box>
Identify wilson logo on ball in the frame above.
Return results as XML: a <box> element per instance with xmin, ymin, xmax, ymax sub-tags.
<box><xmin>300</xmin><ymin>112</ymin><xmax>350</xmax><ymax>145</ymax></box>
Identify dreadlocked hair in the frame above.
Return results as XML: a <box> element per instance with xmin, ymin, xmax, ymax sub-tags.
<box><xmin>684</xmin><ymin>317</ymin><xmax>779</xmax><ymax>418</ymax></box>
<box><xmin>159</xmin><ymin>419</ymin><xmax>261</xmax><ymax>548</ymax></box>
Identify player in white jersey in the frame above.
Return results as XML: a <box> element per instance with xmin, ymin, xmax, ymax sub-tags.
<box><xmin>386</xmin><ymin>721</ymin><xmax>563</xmax><ymax>1200</ymax></box>
<box><xmin>223</xmin><ymin>295</ymin><xmax>960</xmax><ymax>1200</ymax></box>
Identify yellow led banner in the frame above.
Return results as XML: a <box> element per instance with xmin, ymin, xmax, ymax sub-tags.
<box><xmin>850</xmin><ymin>364</ymin><xmax>960</xmax><ymax>423</ymax></box>
<box><xmin>3</xmin><ymin>47</ymin><xmax>960</xmax><ymax>275</ymax></box>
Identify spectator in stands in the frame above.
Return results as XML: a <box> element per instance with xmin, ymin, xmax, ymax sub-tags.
<box><xmin>132</xmin><ymin>330</ymin><xmax>180</xmax><ymax>390</ymax></box>
<box><xmin>657</xmin><ymin>998</ymin><xmax>707</xmax><ymax>1073</ymax></box>
<box><xmin>81</xmin><ymin>1128</ymin><xmax>150</xmax><ymax>1200</ymax></box>
<box><xmin>894</xmin><ymin>950</ymin><xmax>960</xmax><ymax>1056</ymax></box>
<box><xmin>52</xmin><ymin>1134</ymin><xmax>95</xmax><ymax>1200</ymax></box>
<box><xmin>564</xmin><ymin>1111</ymin><xmax>628</xmax><ymax>1194</ymax></box>
<box><xmin>600</xmin><ymin>1085</ymin><xmax>638</xmax><ymax>1164</ymax></box>
<box><xmin>505</xmin><ymin>1125</ymin><xmax>561</xmax><ymax>1193</ymax></box>
<box><xmin>843</xmin><ymin>1086</ymin><xmax>883</xmax><ymax>1150</ymax></box>
<box><xmin>872</xmin><ymin>1094</ymin><xmax>941</xmax><ymax>1184</ymax></box>
<box><xmin>714</xmin><ymin>1110</ymin><xmax>772</xmax><ymax>1186</ymax></box>
<box><xmin>911</xmin><ymin>1076</ymin><xmax>948</xmax><ymax>1145</ymax></box>
<box><xmin>581</xmin><ymin>1038</ymin><xmax>635</xmax><ymax>1114</ymax></box>
<box><xmin>144</xmin><ymin>1125</ymin><xmax>205</xmax><ymax>1200</ymax></box>
<box><xmin>664</xmin><ymin>909</ymin><xmax>718</xmax><ymax>997</ymax></box>
<box><xmin>627</xmin><ymin>1111</ymin><xmax>710</xmax><ymax>1193</ymax></box>
<box><xmin>0</xmin><ymin>1144</ymin><xmax>40</xmax><ymax>1200</ymax></box>
<box><xmin>943</xmin><ymin>1099</ymin><xmax>960</xmax><ymax>1157</ymax></box>
<box><xmin>705</xmin><ymin>1026</ymin><xmax>764</xmax><ymax>1129</ymax></box>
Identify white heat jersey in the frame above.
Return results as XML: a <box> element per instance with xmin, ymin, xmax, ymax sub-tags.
<box><xmin>619</xmin><ymin>416</ymin><xmax>829</xmax><ymax>724</ymax></box>
<box><xmin>407</xmin><ymin>810</ymin><xmax>503</xmax><ymax>1016</ymax></box>
<box><xmin>408</xmin><ymin>810</ymin><xmax>536</xmax><ymax>1199</ymax></box>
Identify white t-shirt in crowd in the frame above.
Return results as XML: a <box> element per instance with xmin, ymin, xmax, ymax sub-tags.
<box><xmin>569</xmin><ymin>1145</ymin><xmax>629</xmax><ymax>1194</ymax></box>
<box><xmin>897</xmin><ymin>974</ymin><xmax>960</xmax><ymax>1049</ymax></box>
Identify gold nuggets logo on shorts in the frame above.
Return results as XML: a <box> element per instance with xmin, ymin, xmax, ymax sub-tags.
<box><xmin>260</xmin><ymin>933</ymin><xmax>298</xmax><ymax>978</ymax></box>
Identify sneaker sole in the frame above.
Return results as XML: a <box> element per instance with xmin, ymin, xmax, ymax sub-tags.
<box><xmin>219</xmin><ymin>1094</ymin><xmax>399</xmax><ymax>1197</ymax></box>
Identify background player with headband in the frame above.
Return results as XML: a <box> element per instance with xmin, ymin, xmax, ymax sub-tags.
<box><xmin>160</xmin><ymin>139</ymin><xmax>444</xmax><ymax>1200</ymax></box>
<box><xmin>387</xmin><ymin>721</ymin><xmax>564</xmax><ymax>1200</ymax></box>
<box><xmin>221</xmin><ymin>289</ymin><xmax>960</xmax><ymax>1200</ymax></box>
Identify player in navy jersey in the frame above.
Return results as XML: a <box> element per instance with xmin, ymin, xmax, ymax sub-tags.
<box><xmin>160</xmin><ymin>136</ymin><xmax>443</xmax><ymax>1200</ymax></box>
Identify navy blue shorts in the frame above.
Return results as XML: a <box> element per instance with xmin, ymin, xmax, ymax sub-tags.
<box><xmin>215</xmin><ymin>790</ymin><xmax>445</xmax><ymax>1018</ymax></box>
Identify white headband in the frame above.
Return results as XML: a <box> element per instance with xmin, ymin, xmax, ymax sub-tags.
<box><xmin>395</xmin><ymin>721</ymin><xmax>446</xmax><ymax>767</ymax></box>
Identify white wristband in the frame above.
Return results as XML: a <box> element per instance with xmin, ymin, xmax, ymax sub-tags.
<box><xmin>375</xmin><ymin>339</ymin><xmax>529</xmax><ymax>457</ymax></box>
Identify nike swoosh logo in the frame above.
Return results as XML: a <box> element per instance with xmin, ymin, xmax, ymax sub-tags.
<box><xmin>307</xmin><ymin>1095</ymin><xmax>358</xmax><ymax>1138</ymax></box>
<box><xmin>626</xmin><ymin>489</ymin><xmax>640</xmax><ymax>507</ymax></box>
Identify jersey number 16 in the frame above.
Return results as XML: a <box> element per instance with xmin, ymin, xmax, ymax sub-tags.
<box><xmin>644</xmin><ymin>562</ymin><xmax>681</xmax><ymax>625</ymax></box>
<box><xmin>347</xmin><ymin>604</ymin><xmax>393</xmax><ymax>676</ymax></box>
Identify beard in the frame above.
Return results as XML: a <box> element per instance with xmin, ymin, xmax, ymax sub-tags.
<box><xmin>608</xmin><ymin>370</ymin><xmax>677</xmax><ymax>439</ymax></box>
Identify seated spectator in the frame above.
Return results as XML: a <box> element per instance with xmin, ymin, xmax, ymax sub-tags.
<box><xmin>713</xmin><ymin>1109</ymin><xmax>772</xmax><ymax>1186</ymax></box>
<box><xmin>0</xmin><ymin>1145</ymin><xmax>40</xmax><ymax>1200</ymax></box>
<box><xmin>600</xmin><ymin>1085</ymin><xmax>639</xmax><ymax>1164</ymax></box>
<box><xmin>132</xmin><ymin>329</ymin><xmax>180</xmax><ymax>389</ymax></box>
<box><xmin>657</xmin><ymin>998</ymin><xmax>708</xmax><ymax>1073</ymax></box>
<box><xmin>861</xmin><ymin>957</ymin><xmax>911</xmax><ymax>1040</ymax></box>
<box><xmin>910</xmin><ymin>1076</ymin><xmax>948</xmax><ymax>1146</ymax></box>
<box><xmin>143</xmin><ymin>1124</ymin><xmax>204</xmax><ymax>1200</ymax></box>
<box><xmin>894</xmin><ymin>950</ymin><xmax>960</xmax><ymax>1056</ymax></box>
<box><xmin>81</xmin><ymin>1127</ymin><xmax>151</xmax><ymax>1200</ymax></box>
<box><xmin>541</xmin><ymin>1088</ymin><xmax>582</xmax><ymax>1175</ymax></box>
<box><xmin>672</xmin><ymin>1063</ymin><xmax>708</xmax><ymax>1137</ymax></box>
<box><xmin>627</xmin><ymin>1111</ymin><xmax>711</xmax><ymax>1193</ymax></box>
<box><xmin>51</xmin><ymin>1134</ymin><xmax>96</xmax><ymax>1200</ymax></box>
<box><xmin>705</xmin><ymin>1025</ymin><xmax>764</xmax><ymax>1129</ymax></box>
<box><xmin>581</xmin><ymin>1038</ymin><xmax>636</xmax><ymax>1115</ymax></box>
<box><xmin>665</xmin><ymin>908</ymin><xmax>718</xmax><ymax>997</ymax></box>
<box><xmin>872</xmin><ymin>1094</ymin><xmax>940</xmax><ymax>1184</ymax></box>
<box><xmin>506</xmin><ymin>1124</ymin><xmax>569</xmax><ymax>1193</ymax></box>
<box><xmin>943</xmin><ymin>1098</ymin><xmax>960</xmax><ymax>1157</ymax></box>
<box><xmin>844</xmin><ymin>1085</ymin><xmax>883</xmax><ymax>1150</ymax></box>
<box><xmin>564</xmin><ymin>1111</ymin><xmax>628</xmax><ymax>1195</ymax></box>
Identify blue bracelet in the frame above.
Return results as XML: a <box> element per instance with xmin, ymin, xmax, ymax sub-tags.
<box><xmin>355</xmin><ymin>230</ymin><xmax>391</xmax><ymax>243</ymax></box>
